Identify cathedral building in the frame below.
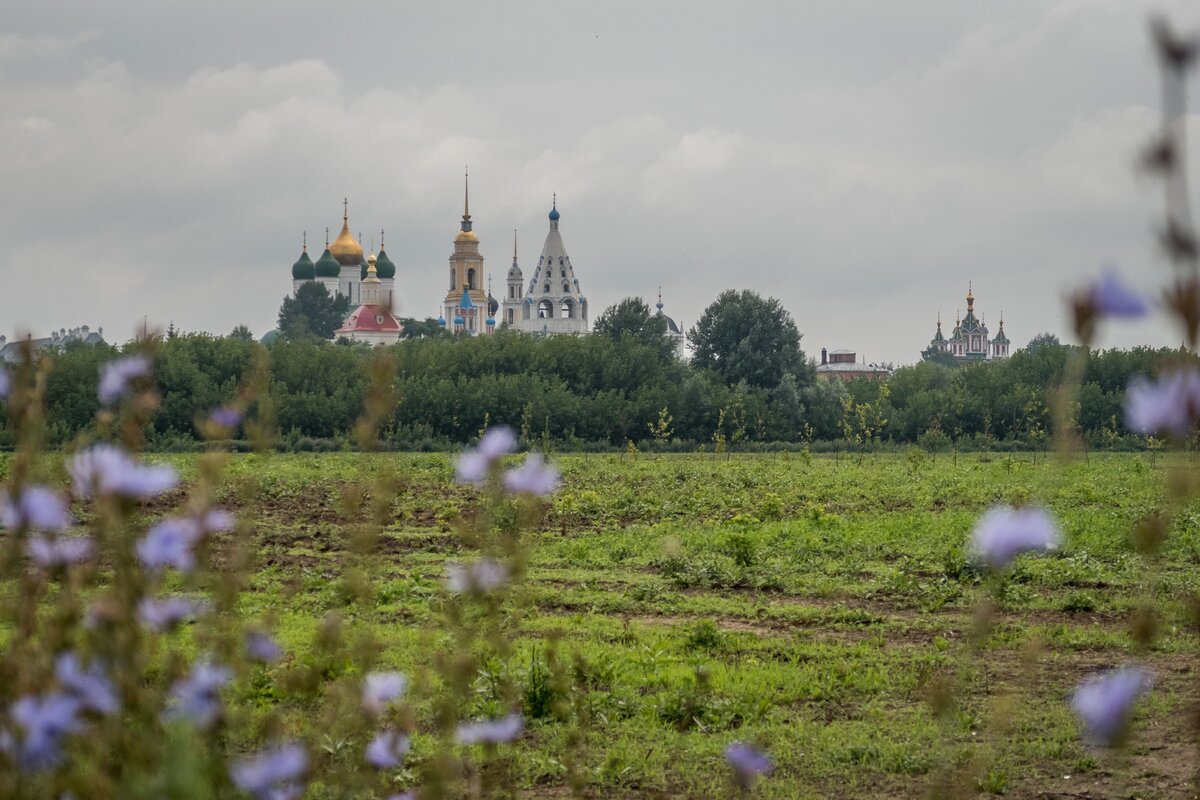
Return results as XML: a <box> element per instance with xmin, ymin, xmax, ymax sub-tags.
<box><xmin>285</xmin><ymin>179</ymin><xmax>594</xmax><ymax>343</ymax></box>
<box><xmin>289</xmin><ymin>200</ymin><xmax>402</xmax><ymax>345</ymax></box>
<box><xmin>927</xmin><ymin>284</ymin><xmax>1011</xmax><ymax>363</ymax></box>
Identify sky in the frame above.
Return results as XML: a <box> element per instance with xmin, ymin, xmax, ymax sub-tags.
<box><xmin>2</xmin><ymin>0</ymin><xmax>1199</xmax><ymax>365</ymax></box>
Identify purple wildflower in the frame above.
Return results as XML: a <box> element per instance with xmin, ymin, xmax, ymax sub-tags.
<box><xmin>209</xmin><ymin>406</ymin><xmax>243</xmax><ymax>429</ymax></box>
<box><xmin>8</xmin><ymin>692</ymin><xmax>83</xmax><ymax>771</ymax></box>
<box><xmin>362</xmin><ymin>672</ymin><xmax>408</xmax><ymax>715</ymax></box>
<box><xmin>1071</xmin><ymin>666</ymin><xmax>1152</xmax><ymax>747</ymax></box>
<box><xmin>444</xmin><ymin>558</ymin><xmax>508</xmax><ymax>595</ymax></box>
<box><xmin>386</xmin><ymin>794</ymin><xmax>416</xmax><ymax>800</ymax></box>
<box><xmin>137</xmin><ymin>518</ymin><xmax>202</xmax><ymax>572</ymax></box>
<box><xmin>454</xmin><ymin>426</ymin><xmax>517</xmax><ymax>484</ymax></box>
<box><xmin>502</xmin><ymin>454</ymin><xmax>560</xmax><ymax>497</ymax></box>
<box><xmin>230</xmin><ymin>742</ymin><xmax>308</xmax><ymax>800</ymax></box>
<box><xmin>97</xmin><ymin>354</ymin><xmax>151</xmax><ymax>405</ymax></box>
<box><xmin>969</xmin><ymin>505</ymin><xmax>1060</xmax><ymax>569</ymax></box>
<box><xmin>725</xmin><ymin>741</ymin><xmax>772</xmax><ymax>789</ymax></box>
<box><xmin>165</xmin><ymin>661</ymin><xmax>232</xmax><ymax>729</ymax></box>
<box><xmin>138</xmin><ymin>596</ymin><xmax>205</xmax><ymax>632</ymax></box>
<box><xmin>365</xmin><ymin>730</ymin><xmax>410</xmax><ymax>769</ymax></box>
<box><xmin>0</xmin><ymin>367</ymin><xmax>8</xmax><ymax>400</ymax></box>
<box><xmin>1089</xmin><ymin>270</ymin><xmax>1149</xmax><ymax>318</ymax></box>
<box><xmin>455</xmin><ymin>713</ymin><xmax>524</xmax><ymax>745</ymax></box>
<box><xmin>55</xmin><ymin>653</ymin><xmax>118</xmax><ymax>715</ymax></box>
<box><xmin>199</xmin><ymin>507</ymin><xmax>235</xmax><ymax>532</ymax></box>
<box><xmin>1124</xmin><ymin>368</ymin><xmax>1200</xmax><ymax>437</ymax></box>
<box><xmin>27</xmin><ymin>535</ymin><xmax>93</xmax><ymax>568</ymax></box>
<box><xmin>69</xmin><ymin>444</ymin><xmax>178</xmax><ymax>500</ymax></box>
<box><xmin>245</xmin><ymin>631</ymin><xmax>283</xmax><ymax>664</ymax></box>
<box><xmin>1</xmin><ymin>485</ymin><xmax>72</xmax><ymax>533</ymax></box>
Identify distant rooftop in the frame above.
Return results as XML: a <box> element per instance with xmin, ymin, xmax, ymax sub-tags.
<box><xmin>0</xmin><ymin>326</ymin><xmax>105</xmax><ymax>363</ymax></box>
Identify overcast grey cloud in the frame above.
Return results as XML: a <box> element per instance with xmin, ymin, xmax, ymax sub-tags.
<box><xmin>2</xmin><ymin>1</ymin><xmax>1198</xmax><ymax>364</ymax></box>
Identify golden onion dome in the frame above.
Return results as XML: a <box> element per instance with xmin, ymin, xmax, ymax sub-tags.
<box><xmin>330</xmin><ymin>221</ymin><xmax>363</xmax><ymax>266</ymax></box>
<box><xmin>455</xmin><ymin>229</ymin><xmax>479</xmax><ymax>242</ymax></box>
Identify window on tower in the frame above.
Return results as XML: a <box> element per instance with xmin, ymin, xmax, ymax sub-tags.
<box><xmin>561</xmin><ymin>299</ymin><xmax>574</xmax><ymax>319</ymax></box>
<box><xmin>538</xmin><ymin>299</ymin><xmax>553</xmax><ymax>319</ymax></box>
<box><xmin>467</xmin><ymin>268</ymin><xmax>476</xmax><ymax>290</ymax></box>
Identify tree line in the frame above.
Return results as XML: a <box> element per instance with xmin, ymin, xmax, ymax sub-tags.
<box><xmin>3</xmin><ymin>290</ymin><xmax>1189</xmax><ymax>451</ymax></box>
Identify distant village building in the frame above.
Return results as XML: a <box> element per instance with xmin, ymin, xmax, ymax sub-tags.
<box><xmin>0</xmin><ymin>326</ymin><xmax>105</xmax><ymax>363</ymax></box>
<box><xmin>927</xmin><ymin>284</ymin><xmax>1010</xmax><ymax>363</ymax></box>
<box><xmin>816</xmin><ymin>349</ymin><xmax>892</xmax><ymax>381</ymax></box>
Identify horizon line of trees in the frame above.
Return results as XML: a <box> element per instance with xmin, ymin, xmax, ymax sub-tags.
<box><xmin>3</xmin><ymin>291</ymin><xmax>1189</xmax><ymax>452</ymax></box>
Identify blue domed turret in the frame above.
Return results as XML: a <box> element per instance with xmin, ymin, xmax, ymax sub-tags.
<box><xmin>453</xmin><ymin>315</ymin><xmax>465</xmax><ymax>326</ymax></box>
<box><xmin>437</xmin><ymin>314</ymin><xmax>446</xmax><ymax>326</ymax></box>
<box><xmin>548</xmin><ymin>206</ymin><xmax>560</xmax><ymax>221</ymax></box>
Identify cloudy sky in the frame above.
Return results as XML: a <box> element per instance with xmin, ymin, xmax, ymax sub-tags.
<box><xmin>3</xmin><ymin>1</ymin><xmax>1198</xmax><ymax>364</ymax></box>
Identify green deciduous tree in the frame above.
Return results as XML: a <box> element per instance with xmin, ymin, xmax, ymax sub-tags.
<box><xmin>278</xmin><ymin>282</ymin><xmax>351</xmax><ymax>341</ymax></box>
<box><xmin>688</xmin><ymin>290</ymin><xmax>811</xmax><ymax>390</ymax></box>
<box><xmin>594</xmin><ymin>297</ymin><xmax>676</xmax><ymax>359</ymax></box>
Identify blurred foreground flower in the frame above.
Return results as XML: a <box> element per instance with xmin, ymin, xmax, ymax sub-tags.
<box><xmin>0</xmin><ymin>366</ymin><xmax>8</xmax><ymax>399</ymax></box>
<box><xmin>209</xmin><ymin>406</ymin><xmax>243</xmax><ymax>429</ymax></box>
<box><xmin>1</xmin><ymin>485</ymin><xmax>72</xmax><ymax>532</ymax></box>
<box><xmin>6</xmin><ymin>693</ymin><xmax>83</xmax><ymax>771</ymax></box>
<box><xmin>70</xmin><ymin>444</ymin><xmax>178</xmax><ymax>500</ymax></box>
<box><xmin>725</xmin><ymin>741</ymin><xmax>771</xmax><ymax>789</ymax></box>
<box><xmin>137</xmin><ymin>518</ymin><xmax>202</xmax><ymax>572</ymax></box>
<box><xmin>27</xmin><ymin>535</ymin><xmax>93</xmax><ymax>568</ymax></box>
<box><xmin>503</xmin><ymin>454</ymin><xmax>560</xmax><ymax>497</ymax></box>
<box><xmin>365</xmin><ymin>730</ymin><xmax>410</xmax><ymax>769</ymax></box>
<box><xmin>1089</xmin><ymin>271</ymin><xmax>1150</xmax><ymax>318</ymax></box>
<box><xmin>969</xmin><ymin>505</ymin><xmax>1061</xmax><ymax>569</ymax></box>
<box><xmin>97</xmin><ymin>354</ymin><xmax>151</xmax><ymax>405</ymax></box>
<box><xmin>445</xmin><ymin>558</ymin><xmax>508</xmax><ymax>595</ymax></box>
<box><xmin>362</xmin><ymin>672</ymin><xmax>408</xmax><ymax>715</ymax></box>
<box><xmin>165</xmin><ymin>661</ymin><xmax>232</xmax><ymax>729</ymax></box>
<box><xmin>1124</xmin><ymin>368</ymin><xmax>1200</xmax><ymax>436</ymax></box>
<box><xmin>455</xmin><ymin>713</ymin><xmax>524</xmax><ymax>745</ymax></box>
<box><xmin>245</xmin><ymin>631</ymin><xmax>283</xmax><ymax>664</ymax></box>
<box><xmin>55</xmin><ymin>653</ymin><xmax>118</xmax><ymax>715</ymax></box>
<box><xmin>230</xmin><ymin>742</ymin><xmax>307</xmax><ymax>800</ymax></box>
<box><xmin>455</xmin><ymin>426</ymin><xmax>517</xmax><ymax>484</ymax></box>
<box><xmin>138</xmin><ymin>596</ymin><xmax>206</xmax><ymax>632</ymax></box>
<box><xmin>1071</xmin><ymin>666</ymin><xmax>1152</xmax><ymax>747</ymax></box>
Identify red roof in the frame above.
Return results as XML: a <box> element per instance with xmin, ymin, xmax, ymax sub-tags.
<box><xmin>335</xmin><ymin>304</ymin><xmax>403</xmax><ymax>334</ymax></box>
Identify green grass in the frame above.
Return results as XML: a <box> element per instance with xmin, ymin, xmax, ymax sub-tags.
<box><xmin>8</xmin><ymin>450</ymin><xmax>1199</xmax><ymax>798</ymax></box>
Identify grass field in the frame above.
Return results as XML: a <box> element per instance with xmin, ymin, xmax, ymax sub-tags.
<box><xmin>25</xmin><ymin>450</ymin><xmax>1200</xmax><ymax>798</ymax></box>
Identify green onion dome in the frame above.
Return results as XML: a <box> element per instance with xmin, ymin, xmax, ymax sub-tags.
<box><xmin>314</xmin><ymin>248</ymin><xmax>341</xmax><ymax>278</ymax></box>
<box><xmin>374</xmin><ymin>248</ymin><xmax>396</xmax><ymax>279</ymax></box>
<box><xmin>291</xmin><ymin>249</ymin><xmax>315</xmax><ymax>280</ymax></box>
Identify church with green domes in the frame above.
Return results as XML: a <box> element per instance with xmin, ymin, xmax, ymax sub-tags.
<box><xmin>927</xmin><ymin>284</ymin><xmax>1010</xmax><ymax>364</ymax></box>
